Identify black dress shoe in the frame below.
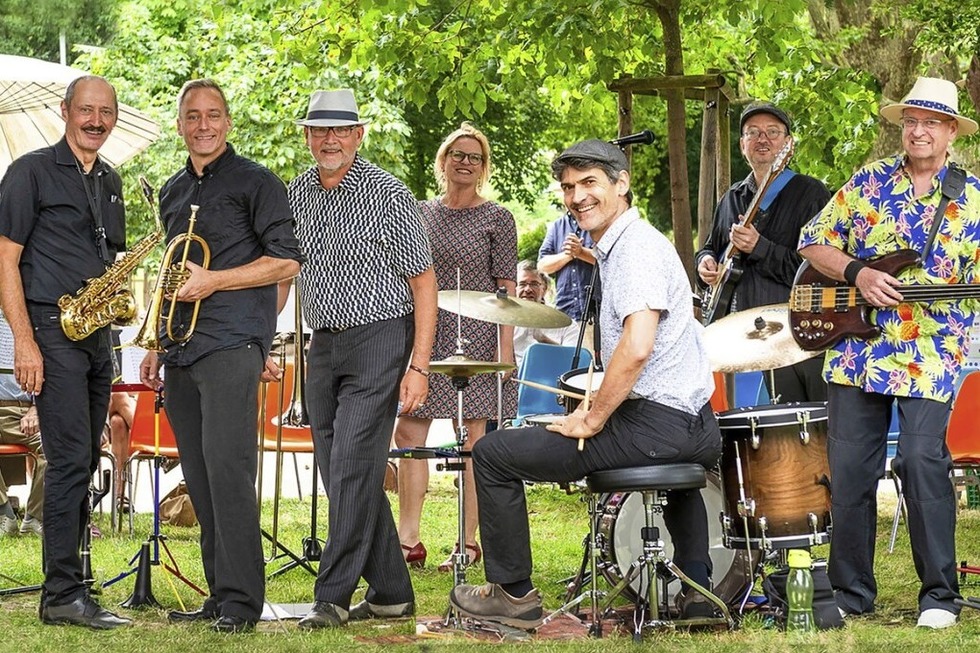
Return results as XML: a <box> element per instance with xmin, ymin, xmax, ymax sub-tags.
<box><xmin>349</xmin><ymin>599</ymin><xmax>415</xmax><ymax>620</ymax></box>
<box><xmin>41</xmin><ymin>595</ymin><xmax>132</xmax><ymax>630</ymax></box>
<box><xmin>168</xmin><ymin>607</ymin><xmax>218</xmax><ymax>623</ymax></box>
<box><xmin>297</xmin><ymin>601</ymin><xmax>349</xmax><ymax>630</ymax></box>
<box><xmin>212</xmin><ymin>615</ymin><xmax>256</xmax><ymax>633</ymax></box>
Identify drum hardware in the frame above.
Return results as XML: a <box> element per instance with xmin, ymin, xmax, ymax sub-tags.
<box><xmin>103</xmin><ymin>388</ymin><xmax>206</xmax><ymax>605</ymax></box>
<box><xmin>798</xmin><ymin>409</ymin><xmax>810</xmax><ymax>444</ymax></box>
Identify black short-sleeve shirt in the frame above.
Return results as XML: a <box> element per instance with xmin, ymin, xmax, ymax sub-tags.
<box><xmin>158</xmin><ymin>144</ymin><xmax>303</xmax><ymax>367</ymax></box>
<box><xmin>0</xmin><ymin>138</ymin><xmax>125</xmax><ymax>307</ymax></box>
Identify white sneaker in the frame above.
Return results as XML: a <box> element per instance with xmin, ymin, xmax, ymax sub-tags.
<box><xmin>917</xmin><ymin>608</ymin><xmax>957</xmax><ymax>629</ymax></box>
<box><xmin>19</xmin><ymin>516</ymin><xmax>42</xmax><ymax>535</ymax></box>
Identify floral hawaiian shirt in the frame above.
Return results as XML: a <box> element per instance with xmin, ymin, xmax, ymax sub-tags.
<box><xmin>799</xmin><ymin>154</ymin><xmax>980</xmax><ymax>402</ymax></box>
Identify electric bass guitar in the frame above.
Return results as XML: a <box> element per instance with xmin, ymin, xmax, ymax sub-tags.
<box><xmin>699</xmin><ymin>138</ymin><xmax>794</xmax><ymax>325</ymax></box>
<box><xmin>789</xmin><ymin>249</ymin><xmax>980</xmax><ymax>350</ymax></box>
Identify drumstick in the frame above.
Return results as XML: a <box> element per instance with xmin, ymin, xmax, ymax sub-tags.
<box><xmin>578</xmin><ymin>360</ymin><xmax>594</xmax><ymax>452</ymax></box>
<box><xmin>514</xmin><ymin>378</ymin><xmax>585</xmax><ymax>402</ymax></box>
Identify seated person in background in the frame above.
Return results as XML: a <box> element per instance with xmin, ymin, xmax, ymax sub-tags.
<box><xmin>106</xmin><ymin>391</ymin><xmax>136</xmax><ymax>513</ymax></box>
<box><xmin>1</xmin><ymin>318</ymin><xmax>46</xmax><ymax>535</ymax></box>
<box><xmin>513</xmin><ymin>260</ymin><xmax>578</xmax><ymax>368</ymax></box>
<box><xmin>450</xmin><ymin>139</ymin><xmax>722</xmax><ymax>627</ymax></box>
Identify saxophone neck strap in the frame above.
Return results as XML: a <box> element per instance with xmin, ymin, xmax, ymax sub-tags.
<box><xmin>75</xmin><ymin>157</ymin><xmax>111</xmax><ymax>268</ymax></box>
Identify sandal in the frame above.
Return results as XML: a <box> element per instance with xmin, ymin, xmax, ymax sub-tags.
<box><xmin>437</xmin><ymin>542</ymin><xmax>481</xmax><ymax>572</ymax></box>
<box><xmin>402</xmin><ymin>541</ymin><xmax>427</xmax><ymax>568</ymax></box>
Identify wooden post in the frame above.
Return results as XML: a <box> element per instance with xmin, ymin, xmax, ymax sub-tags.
<box><xmin>618</xmin><ymin>89</ymin><xmax>634</xmax><ymax>165</ymax></box>
<box><xmin>698</xmin><ymin>78</ymin><xmax>719</xmax><ymax>246</ymax></box>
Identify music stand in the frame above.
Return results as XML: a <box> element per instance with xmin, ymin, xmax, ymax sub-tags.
<box><xmin>102</xmin><ymin>387</ymin><xmax>205</xmax><ymax>607</ymax></box>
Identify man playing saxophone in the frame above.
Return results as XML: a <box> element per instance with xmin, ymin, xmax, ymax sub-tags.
<box><xmin>139</xmin><ymin>78</ymin><xmax>303</xmax><ymax>633</ymax></box>
<box><xmin>0</xmin><ymin>75</ymin><xmax>132</xmax><ymax>630</ymax></box>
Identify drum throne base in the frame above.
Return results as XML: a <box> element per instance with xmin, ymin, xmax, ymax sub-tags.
<box><xmin>548</xmin><ymin>464</ymin><xmax>734</xmax><ymax>639</ymax></box>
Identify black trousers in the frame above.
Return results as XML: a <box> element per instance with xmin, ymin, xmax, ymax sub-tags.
<box><xmin>474</xmin><ymin>399</ymin><xmax>722</xmax><ymax>587</ymax></box>
<box><xmin>165</xmin><ymin>345</ymin><xmax>265</xmax><ymax>621</ymax></box>
<box><xmin>766</xmin><ymin>356</ymin><xmax>828</xmax><ymax>404</ymax></box>
<box><xmin>826</xmin><ymin>383</ymin><xmax>959</xmax><ymax>615</ymax></box>
<box><xmin>30</xmin><ymin>306</ymin><xmax>112</xmax><ymax>606</ymax></box>
<box><xmin>306</xmin><ymin>316</ymin><xmax>415</xmax><ymax>609</ymax></box>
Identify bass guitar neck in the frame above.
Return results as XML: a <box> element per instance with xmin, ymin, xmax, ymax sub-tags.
<box><xmin>789</xmin><ymin>249</ymin><xmax>980</xmax><ymax>350</ymax></box>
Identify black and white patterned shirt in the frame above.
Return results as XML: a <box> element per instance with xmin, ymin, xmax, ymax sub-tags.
<box><xmin>288</xmin><ymin>155</ymin><xmax>432</xmax><ymax>330</ymax></box>
<box><xmin>595</xmin><ymin>207</ymin><xmax>713</xmax><ymax>414</ymax></box>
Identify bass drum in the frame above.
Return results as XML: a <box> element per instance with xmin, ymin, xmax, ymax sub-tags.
<box><xmin>596</xmin><ymin>472</ymin><xmax>742</xmax><ymax>604</ymax></box>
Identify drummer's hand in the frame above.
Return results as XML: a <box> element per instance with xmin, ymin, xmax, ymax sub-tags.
<box><xmin>260</xmin><ymin>356</ymin><xmax>282</xmax><ymax>383</ymax></box>
<box><xmin>730</xmin><ymin>220</ymin><xmax>760</xmax><ymax>254</ymax></box>
<box><xmin>399</xmin><ymin>366</ymin><xmax>429</xmax><ymax>414</ymax></box>
<box><xmin>139</xmin><ymin>351</ymin><xmax>164</xmax><ymax>391</ymax></box>
<box><xmin>545</xmin><ymin>406</ymin><xmax>602</xmax><ymax>441</ymax></box>
<box><xmin>697</xmin><ymin>256</ymin><xmax>720</xmax><ymax>285</ymax></box>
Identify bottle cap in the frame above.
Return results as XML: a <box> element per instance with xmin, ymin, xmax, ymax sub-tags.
<box><xmin>787</xmin><ymin>549</ymin><xmax>811</xmax><ymax>568</ymax></box>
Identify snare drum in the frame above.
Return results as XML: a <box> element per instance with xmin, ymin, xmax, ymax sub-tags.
<box><xmin>718</xmin><ymin>402</ymin><xmax>831</xmax><ymax>549</ymax></box>
<box><xmin>522</xmin><ymin>413</ymin><xmax>565</xmax><ymax>427</ymax></box>
<box><xmin>558</xmin><ymin>367</ymin><xmax>604</xmax><ymax>411</ymax></box>
<box><xmin>596</xmin><ymin>472</ymin><xmax>737</xmax><ymax>604</ymax></box>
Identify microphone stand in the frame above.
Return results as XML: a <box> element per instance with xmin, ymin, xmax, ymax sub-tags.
<box><xmin>572</xmin><ymin>263</ymin><xmax>602</xmax><ymax>371</ymax></box>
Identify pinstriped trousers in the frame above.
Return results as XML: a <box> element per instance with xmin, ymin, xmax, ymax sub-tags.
<box><xmin>306</xmin><ymin>315</ymin><xmax>415</xmax><ymax>609</ymax></box>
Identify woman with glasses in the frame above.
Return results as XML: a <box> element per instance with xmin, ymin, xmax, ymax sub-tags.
<box><xmin>393</xmin><ymin>122</ymin><xmax>517</xmax><ymax>571</ymax></box>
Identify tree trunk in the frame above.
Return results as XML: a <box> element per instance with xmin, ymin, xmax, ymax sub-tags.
<box><xmin>650</xmin><ymin>0</ymin><xmax>695</xmax><ymax>287</ymax></box>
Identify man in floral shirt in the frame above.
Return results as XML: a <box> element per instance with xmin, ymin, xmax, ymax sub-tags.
<box><xmin>799</xmin><ymin>77</ymin><xmax>980</xmax><ymax>630</ymax></box>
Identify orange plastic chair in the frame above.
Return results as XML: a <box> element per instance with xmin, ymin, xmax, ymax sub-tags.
<box><xmin>258</xmin><ymin>359</ymin><xmax>313</xmax><ymax>500</ymax></box>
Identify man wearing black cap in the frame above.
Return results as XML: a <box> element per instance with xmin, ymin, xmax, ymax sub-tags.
<box><xmin>696</xmin><ymin>101</ymin><xmax>830</xmax><ymax>402</ymax></box>
<box><xmin>450</xmin><ymin>139</ymin><xmax>722</xmax><ymax>628</ymax></box>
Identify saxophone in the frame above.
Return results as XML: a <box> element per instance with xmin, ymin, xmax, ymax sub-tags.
<box><xmin>58</xmin><ymin>229</ymin><xmax>163</xmax><ymax>341</ymax></box>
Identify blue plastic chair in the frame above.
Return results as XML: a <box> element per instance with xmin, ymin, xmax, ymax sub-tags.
<box><xmin>515</xmin><ymin>343</ymin><xmax>593</xmax><ymax>424</ymax></box>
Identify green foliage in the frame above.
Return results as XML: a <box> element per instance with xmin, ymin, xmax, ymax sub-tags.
<box><xmin>0</xmin><ymin>0</ymin><xmax>118</xmax><ymax>62</ymax></box>
<box><xmin>518</xmin><ymin>221</ymin><xmax>547</xmax><ymax>263</ymax></box>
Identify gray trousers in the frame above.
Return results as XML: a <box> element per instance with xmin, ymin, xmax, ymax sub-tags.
<box><xmin>306</xmin><ymin>316</ymin><xmax>415</xmax><ymax>609</ymax></box>
<box><xmin>165</xmin><ymin>345</ymin><xmax>265</xmax><ymax>621</ymax></box>
<box><xmin>827</xmin><ymin>383</ymin><xmax>959</xmax><ymax>615</ymax></box>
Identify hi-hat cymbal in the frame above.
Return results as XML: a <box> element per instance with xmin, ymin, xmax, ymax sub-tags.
<box><xmin>438</xmin><ymin>290</ymin><xmax>572</xmax><ymax>328</ymax></box>
<box><xmin>703</xmin><ymin>303</ymin><xmax>821</xmax><ymax>373</ymax></box>
<box><xmin>429</xmin><ymin>354</ymin><xmax>516</xmax><ymax>378</ymax></box>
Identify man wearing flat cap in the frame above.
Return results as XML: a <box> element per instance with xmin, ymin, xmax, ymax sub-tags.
<box><xmin>697</xmin><ymin>100</ymin><xmax>831</xmax><ymax>403</ymax></box>
<box><xmin>287</xmin><ymin>89</ymin><xmax>437</xmax><ymax>629</ymax></box>
<box><xmin>449</xmin><ymin>139</ymin><xmax>724</xmax><ymax>628</ymax></box>
<box><xmin>800</xmin><ymin>76</ymin><xmax>980</xmax><ymax>629</ymax></box>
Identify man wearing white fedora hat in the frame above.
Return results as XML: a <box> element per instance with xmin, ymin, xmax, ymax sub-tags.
<box><xmin>287</xmin><ymin>89</ymin><xmax>437</xmax><ymax>629</ymax></box>
<box><xmin>799</xmin><ymin>76</ymin><xmax>980</xmax><ymax>630</ymax></box>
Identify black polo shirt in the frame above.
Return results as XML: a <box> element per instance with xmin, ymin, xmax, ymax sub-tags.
<box><xmin>158</xmin><ymin>144</ymin><xmax>303</xmax><ymax>367</ymax></box>
<box><xmin>0</xmin><ymin>138</ymin><xmax>125</xmax><ymax>307</ymax></box>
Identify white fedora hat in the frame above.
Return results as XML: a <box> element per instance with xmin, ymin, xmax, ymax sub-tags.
<box><xmin>296</xmin><ymin>89</ymin><xmax>370</xmax><ymax>127</ymax></box>
<box><xmin>880</xmin><ymin>76</ymin><xmax>978</xmax><ymax>136</ymax></box>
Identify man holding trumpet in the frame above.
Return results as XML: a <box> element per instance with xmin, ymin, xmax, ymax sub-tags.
<box><xmin>449</xmin><ymin>139</ymin><xmax>722</xmax><ymax>628</ymax></box>
<box><xmin>139</xmin><ymin>78</ymin><xmax>303</xmax><ymax>633</ymax></box>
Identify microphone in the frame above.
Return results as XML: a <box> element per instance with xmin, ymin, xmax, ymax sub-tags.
<box><xmin>610</xmin><ymin>129</ymin><xmax>654</xmax><ymax>148</ymax></box>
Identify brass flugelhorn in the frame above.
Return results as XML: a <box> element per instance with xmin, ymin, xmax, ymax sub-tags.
<box><xmin>129</xmin><ymin>189</ymin><xmax>211</xmax><ymax>351</ymax></box>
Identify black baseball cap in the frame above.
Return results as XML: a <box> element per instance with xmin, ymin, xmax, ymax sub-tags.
<box><xmin>739</xmin><ymin>101</ymin><xmax>792</xmax><ymax>133</ymax></box>
<box><xmin>553</xmin><ymin>139</ymin><xmax>629</xmax><ymax>172</ymax></box>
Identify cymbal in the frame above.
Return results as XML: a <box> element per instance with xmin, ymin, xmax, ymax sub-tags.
<box><xmin>703</xmin><ymin>303</ymin><xmax>821</xmax><ymax>373</ymax></box>
<box><xmin>429</xmin><ymin>354</ymin><xmax>516</xmax><ymax>378</ymax></box>
<box><xmin>438</xmin><ymin>290</ymin><xmax>572</xmax><ymax>328</ymax></box>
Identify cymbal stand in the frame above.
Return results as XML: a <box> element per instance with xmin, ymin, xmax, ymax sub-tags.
<box><xmin>572</xmin><ymin>263</ymin><xmax>601</xmax><ymax>370</ymax></box>
<box><xmin>103</xmin><ymin>388</ymin><xmax>206</xmax><ymax>605</ymax></box>
<box><xmin>443</xmin><ymin>362</ymin><xmax>473</xmax><ymax>627</ymax></box>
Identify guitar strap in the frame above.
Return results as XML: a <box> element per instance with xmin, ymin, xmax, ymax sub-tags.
<box><xmin>922</xmin><ymin>162</ymin><xmax>966</xmax><ymax>261</ymax></box>
<box><xmin>759</xmin><ymin>168</ymin><xmax>797</xmax><ymax>212</ymax></box>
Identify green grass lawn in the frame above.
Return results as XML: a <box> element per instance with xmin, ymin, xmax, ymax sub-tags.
<box><xmin>2</xmin><ymin>474</ymin><xmax>980</xmax><ymax>651</ymax></box>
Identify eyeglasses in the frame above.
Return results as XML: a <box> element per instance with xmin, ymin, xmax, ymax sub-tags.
<box><xmin>448</xmin><ymin>149</ymin><xmax>485</xmax><ymax>165</ymax></box>
<box><xmin>308</xmin><ymin>125</ymin><xmax>356</xmax><ymax>138</ymax></box>
<box><xmin>900</xmin><ymin>117</ymin><xmax>954</xmax><ymax>131</ymax></box>
<box><xmin>517</xmin><ymin>280</ymin><xmax>545</xmax><ymax>289</ymax></box>
<box><xmin>742</xmin><ymin>127</ymin><xmax>787</xmax><ymax>141</ymax></box>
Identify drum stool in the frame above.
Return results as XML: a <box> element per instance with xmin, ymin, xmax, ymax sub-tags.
<box><xmin>583</xmin><ymin>463</ymin><xmax>733</xmax><ymax>639</ymax></box>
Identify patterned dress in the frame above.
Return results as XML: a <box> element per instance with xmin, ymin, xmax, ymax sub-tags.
<box><xmin>413</xmin><ymin>199</ymin><xmax>518</xmax><ymax>420</ymax></box>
